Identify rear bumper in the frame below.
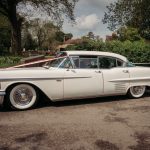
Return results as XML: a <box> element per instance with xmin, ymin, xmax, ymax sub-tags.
<box><xmin>0</xmin><ymin>91</ymin><xmax>5</xmax><ymax>105</ymax></box>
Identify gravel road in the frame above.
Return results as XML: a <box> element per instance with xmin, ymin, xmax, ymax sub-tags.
<box><xmin>0</xmin><ymin>95</ymin><xmax>150</xmax><ymax>150</ymax></box>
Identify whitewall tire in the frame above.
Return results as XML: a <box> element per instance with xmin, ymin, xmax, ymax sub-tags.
<box><xmin>7</xmin><ymin>84</ymin><xmax>38</xmax><ymax>110</ymax></box>
<box><xmin>128</xmin><ymin>86</ymin><xmax>146</xmax><ymax>98</ymax></box>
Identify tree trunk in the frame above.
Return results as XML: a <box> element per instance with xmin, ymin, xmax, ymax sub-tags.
<box><xmin>11</xmin><ymin>22</ymin><xmax>22</xmax><ymax>55</ymax></box>
<box><xmin>8</xmin><ymin>2</ymin><xmax>22</xmax><ymax>56</ymax></box>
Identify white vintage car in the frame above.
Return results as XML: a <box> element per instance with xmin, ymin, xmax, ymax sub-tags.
<box><xmin>0</xmin><ymin>51</ymin><xmax>150</xmax><ymax>110</ymax></box>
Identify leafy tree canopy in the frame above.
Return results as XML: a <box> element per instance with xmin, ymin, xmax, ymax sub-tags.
<box><xmin>103</xmin><ymin>0</ymin><xmax>150</xmax><ymax>40</ymax></box>
<box><xmin>22</xmin><ymin>18</ymin><xmax>72</xmax><ymax>50</ymax></box>
<box><xmin>0</xmin><ymin>0</ymin><xmax>78</xmax><ymax>55</ymax></box>
<box><xmin>117</xmin><ymin>27</ymin><xmax>142</xmax><ymax>42</ymax></box>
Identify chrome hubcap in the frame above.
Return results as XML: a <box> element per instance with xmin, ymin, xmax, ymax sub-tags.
<box><xmin>13</xmin><ymin>87</ymin><xmax>33</xmax><ymax>106</ymax></box>
<box><xmin>131</xmin><ymin>86</ymin><xmax>145</xmax><ymax>95</ymax></box>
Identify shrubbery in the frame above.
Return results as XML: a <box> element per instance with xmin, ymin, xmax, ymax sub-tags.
<box><xmin>66</xmin><ymin>40</ymin><xmax>150</xmax><ymax>63</ymax></box>
<box><xmin>0</xmin><ymin>56</ymin><xmax>21</xmax><ymax>68</ymax></box>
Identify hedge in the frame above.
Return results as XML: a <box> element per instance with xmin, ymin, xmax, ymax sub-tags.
<box><xmin>66</xmin><ymin>40</ymin><xmax>150</xmax><ymax>63</ymax></box>
<box><xmin>0</xmin><ymin>56</ymin><xmax>21</xmax><ymax>68</ymax></box>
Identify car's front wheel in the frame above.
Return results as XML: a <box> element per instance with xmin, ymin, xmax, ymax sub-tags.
<box><xmin>128</xmin><ymin>86</ymin><xmax>146</xmax><ymax>98</ymax></box>
<box><xmin>6</xmin><ymin>84</ymin><xmax>38</xmax><ymax>110</ymax></box>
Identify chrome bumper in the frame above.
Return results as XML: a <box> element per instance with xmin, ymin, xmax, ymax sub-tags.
<box><xmin>0</xmin><ymin>91</ymin><xmax>5</xmax><ymax>105</ymax></box>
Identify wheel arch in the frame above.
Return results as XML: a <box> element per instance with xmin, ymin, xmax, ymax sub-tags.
<box><xmin>4</xmin><ymin>81</ymin><xmax>52</xmax><ymax>102</ymax></box>
<box><xmin>126</xmin><ymin>84</ymin><xmax>149</xmax><ymax>94</ymax></box>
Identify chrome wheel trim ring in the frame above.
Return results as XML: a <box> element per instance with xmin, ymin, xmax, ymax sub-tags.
<box><xmin>10</xmin><ymin>84</ymin><xmax>36</xmax><ymax>110</ymax></box>
<box><xmin>130</xmin><ymin>86</ymin><xmax>145</xmax><ymax>98</ymax></box>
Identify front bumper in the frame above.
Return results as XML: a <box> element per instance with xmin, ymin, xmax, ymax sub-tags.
<box><xmin>0</xmin><ymin>91</ymin><xmax>5</xmax><ymax>105</ymax></box>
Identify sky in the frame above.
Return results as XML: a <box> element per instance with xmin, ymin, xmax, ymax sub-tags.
<box><xmin>62</xmin><ymin>0</ymin><xmax>116</xmax><ymax>40</ymax></box>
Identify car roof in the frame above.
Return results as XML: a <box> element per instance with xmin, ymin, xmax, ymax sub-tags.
<box><xmin>63</xmin><ymin>51</ymin><xmax>127</xmax><ymax>62</ymax></box>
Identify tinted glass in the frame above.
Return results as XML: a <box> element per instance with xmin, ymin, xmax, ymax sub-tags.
<box><xmin>117</xmin><ymin>59</ymin><xmax>124</xmax><ymax>67</ymax></box>
<box><xmin>59</xmin><ymin>58</ymin><xmax>73</xmax><ymax>68</ymax></box>
<box><xmin>80</xmin><ymin>57</ymin><xmax>98</xmax><ymax>69</ymax></box>
<box><xmin>126</xmin><ymin>61</ymin><xmax>135</xmax><ymax>67</ymax></box>
<box><xmin>99</xmin><ymin>57</ymin><xmax>116</xmax><ymax>69</ymax></box>
<box><xmin>72</xmin><ymin>57</ymin><xmax>80</xmax><ymax>68</ymax></box>
<box><xmin>46</xmin><ymin>58</ymin><xmax>64</xmax><ymax>68</ymax></box>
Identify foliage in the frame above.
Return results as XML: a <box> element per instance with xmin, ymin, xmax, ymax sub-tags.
<box><xmin>0</xmin><ymin>56</ymin><xmax>21</xmax><ymax>68</ymax></box>
<box><xmin>0</xmin><ymin>0</ymin><xmax>78</xmax><ymax>55</ymax></box>
<box><xmin>55</xmin><ymin>31</ymin><xmax>65</xmax><ymax>42</ymax></box>
<box><xmin>64</xmin><ymin>33</ymin><xmax>73</xmax><ymax>41</ymax></box>
<box><xmin>22</xmin><ymin>31</ymin><xmax>38</xmax><ymax>50</ymax></box>
<box><xmin>22</xmin><ymin>19</ymin><xmax>72</xmax><ymax>51</ymax></box>
<box><xmin>0</xmin><ymin>14</ymin><xmax>11</xmax><ymax>55</ymax></box>
<box><xmin>0</xmin><ymin>13</ymin><xmax>10</xmax><ymax>28</ymax></box>
<box><xmin>0</xmin><ymin>28</ymin><xmax>11</xmax><ymax>54</ymax></box>
<box><xmin>103</xmin><ymin>0</ymin><xmax>150</xmax><ymax>40</ymax></box>
<box><xmin>117</xmin><ymin>27</ymin><xmax>142</xmax><ymax>42</ymax></box>
<box><xmin>66</xmin><ymin>39</ymin><xmax>150</xmax><ymax>63</ymax></box>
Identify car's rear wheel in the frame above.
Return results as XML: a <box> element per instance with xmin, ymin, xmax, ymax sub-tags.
<box><xmin>128</xmin><ymin>86</ymin><xmax>146</xmax><ymax>98</ymax></box>
<box><xmin>6</xmin><ymin>84</ymin><xmax>38</xmax><ymax>110</ymax></box>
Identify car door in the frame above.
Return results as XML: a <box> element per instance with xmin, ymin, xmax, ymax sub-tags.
<box><xmin>61</xmin><ymin>56</ymin><xmax>103</xmax><ymax>99</ymax></box>
<box><xmin>99</xmin><ymin>56</ymin><xmax>130</xmax><ymax>95</ymax></box>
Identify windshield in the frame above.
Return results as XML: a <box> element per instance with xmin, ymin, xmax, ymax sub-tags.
<box><xmin>44</xmin><ymin>57</ymin><xmax>65</xmax><ymax>68</ymax></box>
<box><xmin>56</xmin><ymin>52</ymin><xmax>67</xmax><ymax>57</ymax></box>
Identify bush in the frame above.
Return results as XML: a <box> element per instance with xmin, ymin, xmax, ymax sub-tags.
<box><xmin>66</xmin><ymin>40</ymin><xmax>150</xmax><ymax>63</ymax></box>
<box><xmin>0</xmin><ymin>56</ymin><xmax>21</xmax><ymax>68</ymax></box>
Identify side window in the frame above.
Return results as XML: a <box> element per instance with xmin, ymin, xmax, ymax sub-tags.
<box><xmin>99</xmin><ymin>57</ymin><xmax>124</xmax><ymax>69</ymax></box>
<box><xmin>80</xmin><ymin>57</ymin><xmax>98</xmax><ymax>69</ymax></box>
<box><xmin>45</xmin><ymin>58</ymin><xmax>64</xmax><ymax>68</ymax></box>
<box><xmin>59</xmin><ymin>58</ymin><xmax>73</xmax><ymax>69</ymax></box>
<box><xmin>99</xmin><ymin>57</ymin><xmax>116</xmax><ymax>69</ymax></box>
<box><xmin>71</xmin><ymin>56</ymin><xmax>98</xmax><ymax>69</ymax></box>
<box><xmin>117</xmin><ymin>59</ymin><xmax>124</xmax><ymax>67</ymax></box>
<box><xmin>72</xmin><ymin>57</ymin><xmax>80</xmax><ymax>68</ymax></box>
<box><xmin>126</xmin><ymin>61</ymin><xmax>135</xmax><ymax>67</ymax></box>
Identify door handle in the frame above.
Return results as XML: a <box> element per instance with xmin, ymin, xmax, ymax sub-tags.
<box><xmin>95</xmin><ymin>70</ymin><xmax>101</xmax><ymax>73</ymax></box>
<box><xmin>56</xmin><ymin>79</ymin><xmax>62</xmax><ymax>82</ymax></box>
<box><xmin>123</xmin><ymin>70</ymin><xmax>129</xmax><ymax>73</ymax></box>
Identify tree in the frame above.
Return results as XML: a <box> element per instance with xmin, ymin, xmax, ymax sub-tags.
<box><xmin>64</xmin><ymin>33</ymin><xmax>73</xmax><ymax>41</ymax></box>
<box><xmin>111</xmin><ymin>32</ymin><xmax>118</xmax><ymax>41</ymax></box>
<box><xmin>0</xmin><ymin>0</ymin><xmax>78</xmax><ymax>55</ymax></box>
<box><xmin>24</xmin><ymin>19</ymin><xmax>70</xmax><ymax>50</ymax></box>
<box><xmin>22</xmin><ymin>30</ymin><xmax>37</xmax><ymax>50</ymax></box>
<box><xmin>0</xmin><ymin>14</ymin><xmax>11</xmax><ymax>55</ymax></box>
<box><xmin>55</xmin><ymin>31</ymin><xmax>65</xmax><ymax>42</ymax></box>
<box><xmin>22</xmin><ymin>20</ymin><xmax>36</xmax><ymax>50</ymax></box>
<box><xmin>117</xmin><ymin>27</ymin><xmax>142</xmax><ymax>42</ymax></box>
<box><xmin>87</xmin><ymin>32</ymin><xmax>94</xmax><ymax>39</ymax></box>
<box><xmin>41</xmin><ymin>22</ymin><xmax>61</xmax><ymax>50</ymax></box>
<box><xmin>103</xmin><ymin>0</ymin><xmax>150</xmax><ymax>40</ymax></box>
<box><xmin>29</xmin><ymin>19</ymin><xmax>46</xmax><ymax>50</ymax></box>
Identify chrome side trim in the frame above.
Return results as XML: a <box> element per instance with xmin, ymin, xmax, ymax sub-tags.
<box><xmin>0</xmin><ymin>76</ymin><xmax>91</xmax><ymax>82</ymax></box>
<box><xmin>114</xmin><ymin>83</ymin><xmax>126</xmax><ymax>93</ymax></box>
<box><xmin>109</xmin><ymin>77</ymin><xmax>150</xmax><ymax>82</ymax></box>
<box><xmin>0</xmin><ymin>91</ymin><xmax>5</xmax><ymax>95</ymax></box>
